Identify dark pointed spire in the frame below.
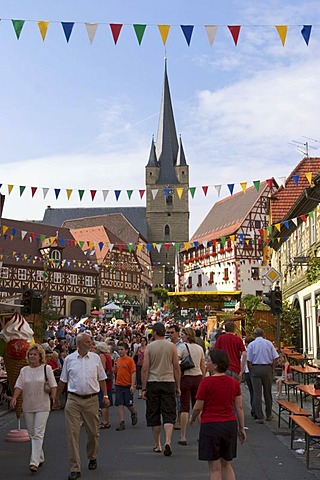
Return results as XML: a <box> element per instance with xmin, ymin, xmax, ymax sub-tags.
<box><xmin>146</xmin><ymin>136</ymin><xmax>159</xmax><ymax>167</ymax></box>
<box><xmin>176</xmin><ymin>135</ymin><xmax>187</xmax><ymax>166</ymax></box>
<box><xmin>155</xmin><ymin>59</ymin><xmax>179</xmax><ymax>184</ymax></box>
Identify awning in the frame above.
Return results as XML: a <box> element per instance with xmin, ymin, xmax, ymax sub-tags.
<box><xmin>168</xmin><ymin>291</ymin><xmax>242</xmax><ymax>309</ymax></box>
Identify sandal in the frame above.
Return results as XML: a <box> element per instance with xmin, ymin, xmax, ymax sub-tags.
<box><xmin>153</xmin><ymin>447</ymin><xmax>162</xmax><ymax>453</ymax></box>
<box><xmin>99</xmin><ymin>422</ymin><xmax>111</xmax><ymax>429</ymax></box>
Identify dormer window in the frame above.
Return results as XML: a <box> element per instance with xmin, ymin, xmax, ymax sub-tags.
<box><xmin>52</xmin><ymin>250</ymin><xmax>61</xmax><ymax>262</ymax></box>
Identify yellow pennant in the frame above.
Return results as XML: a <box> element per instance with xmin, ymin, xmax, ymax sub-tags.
<box><xmin>136</xmin><ymin>244</ymin><xmax>143</xmax><ymax>252</ymax></box>
<box><xmin>230</xmin><ymin>235</ymin><xmax>235</xmax><ymax>243</ymax></box>
<box><xmin>275</xmin><ymin>25</ymin><xmax>288</xmax><ymax>46</ymax></box>
<box><xmin>158</xmin><ymin>25</ymin><xmax>170</xmax><ymax>45</ymax></box>
<box><xmin>184</xmin><ymin>242</ymin><xmax>190</xmax><ymax>250</ymax></box>
<box><xmin>37</xmin><ymin>21</ymin><xmax>49</xmax><ymax>41</ymax></box>
<box><xmin>49</xmin><ymin>237</ymin><xmax>56</xmax><ymax>245</ymax></box>
<box><xmin>89</xmin><ymin>241</ymin><xmax>94</xmax><ymax>249</ymax></box>
<box><xmin>305</xmin><ymin>172</ymin><xmax>313</xmax><ymax>184</ymax></box>
<box><xmin>8</xmin><ymin>185</ymin><xmax>14</xmax><ymax>194</ymax></box>
<box><xmin>66</xmin><ymin>189</ymin><xmax>73</xmax><ymax>200</ymax></box>
<box><xmin>176</xmin><ymin>187</ymin><xmax>184</xmax><ymax>199</ymax></box>
<box><xmin>2</xmin><ymin>225</ymin><xmax>8</xmax><ymax>234</ymax></box>
<box><xmin>240</xmin><ymin>182</ymin><xmax>247</xmax><ymax>193</ymax></box>
<box><xmin>275</xmin><ymin>223</ymin><xmax>281</xmax><ymax>232</ymax></box>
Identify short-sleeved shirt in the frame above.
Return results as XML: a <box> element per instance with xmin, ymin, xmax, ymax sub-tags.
<box><xmin>60</xmin><ymin>350</ymin><xmax>106</xmax><ymax>394</ymax></box>
<box><xmin>246</xmin><ymin>337</ymin><xmax>279</xmax><ymax>365</ymax></box>
<box><xmin>215</xmin><ymin>333</ymin><xmax>245</xmax><ymax>374</ymax></box>
<box><xmin>115</xmin><ymin>356</ymin><xmax>136</xmax><ymax>386</ymax></box>
<box><xmin>15</xmin><ymin>364</ymin><xmax>57</xmax><ymax>412</ymax></box>
<box><xmin>196</xmin><ymin>374</ymin><xmax>241</xmax><ymax>423</ymax></box>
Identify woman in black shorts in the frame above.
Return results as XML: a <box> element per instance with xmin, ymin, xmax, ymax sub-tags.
<box><xmin>190</xmin><ymin>349</ymin><xmax>246</xmax><ymax>480</ymax></box>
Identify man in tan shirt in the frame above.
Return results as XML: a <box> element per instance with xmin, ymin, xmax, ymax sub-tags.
<box><xmin>141</xmin><ymin>322</ymin><xmax>181</xmax><ymax>457</ymax></box>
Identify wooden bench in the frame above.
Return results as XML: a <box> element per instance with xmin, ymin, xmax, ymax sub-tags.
<box><xmin>283</xmin><ymin>379</ymin><xmax>299</xmax><ymax>401</ymax></box>
<box><xmin>290</xmin><ymin>415</ymin><xmax>320</xmax><ymax>469</ymax></box>
<box><xmin>277</xmin><ymin>400</ymin><xmax>310</xmax><ymax>428</ymax></box>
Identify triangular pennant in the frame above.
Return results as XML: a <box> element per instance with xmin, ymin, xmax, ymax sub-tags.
<box><xmin>275</xmin><ymin>25</ymin><xmax>288</xmax><ymax>46</ymax></box>
<box><xmin>133</xmin><ymin>24</ymin><xmax>147</xmax><ymax>45</ymax></box>
<box><xmin>230</xmin><ymin>235</ymin><xmax>235</xmax><ymax>243</ymax></box>
<box><xmin>300</xmin><ymin>214</ymin><xmax>307</xmax><ymax>222</ymax></box>
<box><xmin>19</xmin><ymin>186</ymin><xmax>26</xmax><ymax>196</ymax></box>
<box><xmin>253</xmin><ymin>180</ymin><xmax>260</xmax><ymax>192</ymax></box>
<box><xmin>175</xmin><ymin>242</ymin><xmax>181</xmax><ymax>251</ymax></box>
<box><xmin>278</xmin><ymin>176</ymin><xmax>286</xmax><ymax>185</ymax></box>
<box><xmin>165</xmin><ymin>243</ymin><xmax>171</xmax><ymax>251</ymax></box>
<box><xmin>164</xmin><ymin>188</ymin><xmax>171</xmax><ymax>199</ymax></box>
<box><xmin>184</xmin><ymin>242</ymin><xmax>190</xmax><ymax>250</ymax></box>
<box><xmin>114</xmin><ymin>190</ymin><xmax>121</xmax><ymax>201</ymax></box>
<box><xmin>283</xmin><ymin>221</ymin><xmax>289</xmax><ymax>229</ymax></box>
<box><xmin>137</xmin><ymin>244</ymin><xmax>143</xmax><ymax>252</ymax></box>
<box><xmin>127</xmin><ymin>190</ymin><xmax>133</xmax><ymax>200</ymax></box>
<box><xmin>139</xmin><ymin>189</ymin><xmax>145</xmax><ymax>199</ymax></box>
<box><xmin>291</xmin><ymin>217</ymin><xmax>298</xmax><ymax>226</ymax></box>
<box><xmin>12</xmin><ymin>20</ymin><xmax>25</xmax><ymax>39</ymax></box>
<box><xmin>90</xmin><ymin>190</ymin><xmax>97</xmax><ymax>201</ymax></box>
<box><xmin>180</xmin><ymin>25</ymin><xmax>194</xmax><ymax>46</ymax></box>
<box><xmin>151</xmin><ymin>189</ymin><xmax>158</xmax><ymax>200</ymax></box>
<box><xmin>2</xmin><ymin>226</ymin><xmax>9</xmax><ymax>234</ymax></box>
<box><xmin>85</xmin><ymin>23</ymin><xmax>98</xmax><ymax>44</ymax></box>
<box><xmin>31</xmin><ymin>187</ymin><xmax>37</xmax><ymax>198</ymax></box>
<box><xmin>61</xmin><ymin>22</ymin><xmax>74</xmax><ymax>43</ymax></box>
<box><xmin>109</xmin><ymin>243</ymin><xmax>114</xmax><ymax>251</ymax></box>
<box><xmin>102</xmin><ymin>190</ymin><xmax>109</xmax><ymax>201</ymax></box>
<box><xmin>109</xmin><ymin>24</ymin><xmax>123</xmax><ymax>44</ymax></box>
<box><xmin>43</xmin><ymin>187</ymin><xmax>49</xmax><ymax>199</ymax></box>
<box><xmin>98</xmin><ymin>242</ymin><xmax>104</xmax><ymax>252</ymax></box>
<box><xmin>158</xmin><ymin>25</ymin><xmax>170</xmax><ymax>45</ymax></box>
<box><xmin>214</xmin><ymin>185</ymin><xmax>222</xmax><ymax>196</ymax></box>
<box><xmin>78</xmin><ymin>190</ymin><xmax>85</xmax><ymax>201</ymax></box>
<box><xmin>227</xmin><ymin>184</ymin><xmax>234</xmax><ymax>195</ymax></box>
<box><xmin>155</xmin><ymin>243</ymin><xmax>162</xmax><ymax>253</ymax></box>
<box><xmin>118</xmin><ymin>244</ymin><xmax>124</xmax><ymax>252</ymax></box>
<box><xmin>176</xmin><ymin>188</ymin><xmax>183</xmax><ymax>199</ymax></box>
<box><xmin>189</xmin><ymin>187</ymin><xmax>196</xmax><ymax>198</ymax></box>
<box><xmin>54</xmin><ymin>189</ymin><xmax>61</xmax><ymax>199</ymax></box>
<box><xmin>202</xmin><ymin>186</ymin><xmax>208</xmax><ymax>196</ymax></box>
<box><xmin>301</xmin><ymin>25</ymin><xmax>312</xmax><ymax>46</ymax></box>
<box><xmin>266</xmin><ymin>178</ymin><xmax>273</xmax><ymax>189</ymax></box>
<box><xmin>66</xmin><ymin>189</ymin><xmax>73</xmax><ymax>200</ymax></box>
<box><xmin>228</xmin><ymin>25</ymin><xmax>241</xmax><ymax>45</ymax></box>
<box><xmin>220</xmin><ymin>236</ymin><xmax>226</xmax><ymax>247</ymax></box>
<box><xmin>240</xmin><ymin>182</ymin><xmax>247</xmax><ymax>193</ymax></box>
<box><xmin>8</xmin><ymin>185</ymin><xmax>14</xmax><ymax>195</ymax></box>
<box><xmin>275</xmin><ymin>223</ymin><xmax>281</xmax><ymax>232</ymax></box>
<box><xmin>308</xmin><ymin>211</ymin><xmax>314</xmax><ymax>219</ymax></box>
<box><xmin>21</xmin><ymin>231</ymin><xmax>28</xmax><ymax>240</ymax></box>
<box><xmin>146</xmin><ymin>243</ymin><xmax>152</xmax><ymax>252</ymax></box>
<box><xmin>292</xmin><ymin>174</ymin><xmax>299</xmax><ymax>186</ymax></box>
<box><xmin>127</xmin><ymin>243</ymin><xmax>133</xmax><ymax>253</ymax></box>
<box><xmin>205</xmin><ymin>25</ymin><xmax>218</xmax><ymax>46</ymax></box>
<box><xmin>37</xmin><ymin>21</ymin><xmax>49</xmax><ymax>41</ymax></box>
<box><xmin>305</xmin><ymin>172</ymin><xmax>313</xmax><ymax>184</ymax></box>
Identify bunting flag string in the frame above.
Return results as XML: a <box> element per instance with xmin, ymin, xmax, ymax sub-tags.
<box><xmin>0</xmin><ymin>171</ymin><xmax>315</xmax><ymax>203</ymax></box>
<box><xmin>4</xmin><ymin>18</ymin><xmax>316</xmax><ymax>47</ymax></box>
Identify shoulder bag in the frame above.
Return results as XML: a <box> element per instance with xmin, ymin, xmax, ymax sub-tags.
<box><xmin>44</xmin><ymin>365</ymin><xmax>51</xmax><ymax>394</ymax></box>
<box><xmin>179</xmin><ymin>343</ymin><xmax>195</xmax><ymax>372</ymax></box>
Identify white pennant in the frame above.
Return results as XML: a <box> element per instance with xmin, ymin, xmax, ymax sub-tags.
<box><xmin>85</xmin><ymin>23</ymin><xmax>98</xmax><ymax>44</ymax></box>
<box><xmin>43</xmin><ymin>187</ymin><xmax>49</xmax><ymax>199</ymax></box>
<box><xmin>156</xmin><ymin>243</ymin><xmax>162</xmax><ymax>253</ymax></box>
<box><xmin>102</xmin><ymin>190</ymin><xmax>109</xmax><ymax>201</ymax></box>
<box><xmin>278</xmin><ymin>176</ymin><xmax>286</xmax><ymax>186</ymax></box>
<box><xmin>151</xmin><ymin>189</ymin><xmax>158</xmax><ymax>200</ymax></box>
<box><xmin>205</xmin><ymin>25</ymin><xmax>218</xmax><ymax>45</ymax></box>
<box><xmin>21</xmin><ymin>230</ymin><xmax>27</xmax><ymax>240</ymax></box>
<box><xmin>291</xmin><ymin>217</ymin><xmax>298</xmax><ymax>226</ymax></box>
<box><xmin>202</xmin><ymin>241</ymin><xmax>208</xmax><ymax>248</ymax></box>
<box><xmin>214</xmin><ymin>184</ymin><xmax>222</xmax><ymax>197</ymax></box>
<box><xmin>109</xmin><ymin>243</ymin><xmax>114</xmax><ymax>251</ymax></box>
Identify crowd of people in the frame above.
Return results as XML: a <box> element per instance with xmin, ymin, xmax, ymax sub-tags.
<box><xmin>2</xmin><ymin>315</ymin><xmax>283</xmax><ymax>480</ymax></box>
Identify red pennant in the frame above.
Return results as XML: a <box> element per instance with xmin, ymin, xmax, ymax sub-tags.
<box><xmin>228</xmin><ymin>25</ymin><xmax>241</xmax><ymax>45</ymax></box>
<box><xmin>266</xmin><ymin>178</ymin><xmax>273</xmax><ymax>189</ymax></box>
<box><xmin>258</xmin><ymin>228</ymin><xmax>264</xmax><ymax>237</ymax></box>
<box><xmin>300</xmin><ymin>214</ymin><xmax>307</xmax><ymax>222</ymax></box>
<box><xmin>212</xmin><ymin>239</ymin><xmax>217</xmax><ymax>246</ymax></box>
<box><xmin>110</xmin><ymin>24</ymin><xmax>123</xmax><ymax>44</ymax></box>
<box><xmin>139</xmin><ymin>189</ymin><xmax>145</xmax><ymax>199</ymax></box>
<box><xmin>69</xmin><ymin>239</ymin><xmax>75</xmax><ymax>248</ymax></box>
<box><xmin>90</xmin><ymin>190</ymin><xmax>97</xmax><ymax>201</ymax></box>
<box><xmin>202</xmin><ymin>186</ymin><xmax>208</xmax><ymax>196</ymax></box>
<box><xmin>30</xmin><ymin>232</ymin><xmax>37</xmax><ymax>241</ymax></box>
<box><xmin>118</xmin><ymin>244</ymin><xmax>124</xmax><ymax>252</ymax></box>
<box><xmin>165</xmin><ymin>243</ymin><xmax>171</xmax><ymax>251</ymax></box>
<box><xmin>31</xmin><ymin>187</ymin><xmax>37</xmax><ymax>197</ymax></box>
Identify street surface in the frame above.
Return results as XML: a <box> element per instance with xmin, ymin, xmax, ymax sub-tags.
<box><xmin>1</xmin><ymin>386</ymin><xmax>320</xmax><ymax>480</ymax></box>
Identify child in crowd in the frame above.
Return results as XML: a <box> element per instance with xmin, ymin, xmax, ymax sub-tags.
<box><xmin>114</xmin><ymin>342</ymin><xmax>138</xmax><ymax>431</ymax></box>
<box><xmin>276</xmin><ymin>353</ymin><xmax>292</xmax><ymax>397</ymax></box>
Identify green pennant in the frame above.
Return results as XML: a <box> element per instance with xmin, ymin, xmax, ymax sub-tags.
<box><xmin>43</xmin><ymin>271</ymin><xmax>49</xmax><ymax>279</ymax></box>
<box><xmin>189</xmin><ymin>187</ymin><xmax>196</xmax><ymax>198</ymax></box>
<box><xmin>220</xmin><ymin>236</ymin><xmax>226</xmax><ymax>247</ymax></box>
<box><xmin>127</xmin><ymin>190</ymin><xmax>133</xmax><ymax>199</ymax></box>
<box><xmin>128</xmin><ymin>243</ymin><xmax>133</xmax><ymax>252</ymax></box>
<box><xmin>133</xmin><ymin>24</ymin><xmax>146</xmax><ymax>45</ymax></box>
<box><xmin>40</xmin><ymin>234</ymin><xmax>46</xmax><ymax>244</ymax></box>
<box><xmin>12</xmin><ymin>19</ymin><xmax>25</xmax><ymax>39</ymax></box>
<box><xmin>308</xmin><ymin>211</ymin><xmax>314</xmax><ymax>218</ymax></box>
<box><xmin>267</xmin><ymin>225</ymin><xmax>273</xmax><ymax>234</ymax></box>
<box><xmin>78</xmin><ymin>190</ymin><xmax>85</xmax><ymax>201</ymax></box>
<box><xmin>253</xmin><ymin>180</ymin><xmax>260</xmax><ymax>192</ymax></box>
<box><xmin>175</xmin><ymin>242</ymin><xmax>181</xmax><ymax>251</ymax></box>
<box><xmin>19</xmin><ymin>186</ymin><xmax>26</xmax><ymax>196</ymax></box>
<box><xmin>79</xmin><ymin>241</ymin><xmax>85</xmax><ymax>248</ymax></box>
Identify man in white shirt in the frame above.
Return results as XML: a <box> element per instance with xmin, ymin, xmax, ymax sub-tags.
<box><xmin>55</xmin><ymin>333</ymin><xmax>109</xmax><ymax>480</ymax></box>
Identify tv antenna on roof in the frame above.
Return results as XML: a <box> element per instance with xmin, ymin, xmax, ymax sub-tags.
<box><xmin>288</xmin><ymin>139</ymin><xmax>318</xmax><ymax>158</ymax></box>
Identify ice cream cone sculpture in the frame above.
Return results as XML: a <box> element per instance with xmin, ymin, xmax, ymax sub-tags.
<box><xmin>0</xmin><ymin>312</ymin><xmax>34</xmax><ymax>419</ymax></box>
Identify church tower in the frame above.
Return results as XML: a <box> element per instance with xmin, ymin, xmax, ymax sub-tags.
<box><xmin>146</xmin><ymin>61</ymin><xmax>189</xmax><ymax>289</ymax></box>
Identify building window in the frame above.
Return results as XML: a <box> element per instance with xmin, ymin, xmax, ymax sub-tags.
<box><xmin>165</xmin><ymin>224</ymin><xmax>170</xmax><ymax>237</ymax></box>
<box><xmin>208</xmin><ymin>271</ymin><xmax>214</xmax><ymax>284</ymax></box>
<box><xmin>187</xmin><ymin>277</ymin><xmax>192</xmax><ymax>289</ymax></box>
<box><xmin>296</xmin><ymin>226</ymin><xmax>302</xmax><ymax>256</ymax></box>
<box><xmin>18</xmin><ymin>269</ymin><xmax>26</xmax><ymax>281</ymax></box>
<box><xmin>36</xmin><ymin>270</ymin><xmax>43</xmax><ymax>282</ymax></box>
<box><xmin>255</xmin><ymin>220</ymin><xmax>261</xmax><ymax>229</ymax></box>
<box><xmin>310</xmin><ymin>212</ymin><xmax>316</xmax><ymax>245</ymax></box>
<box><xmin>53</xmin><ymin>272</ymin><xmax>62</xmax><ymax>283</ymax></box>
<box><xmin>0</xmin><ymin>267</ymin><xmax>9</xmax><ymax>279</ymax></box>
<box><xmin>52</xmin><ymin>296</ymin><xmax>61</xmax><ymax>307</ymax></box>
<box><xmin>115</xmin><ymin>271</ymin><xmax>121</xmax><ymax>281</ymax></box>
<box><xmin>70</xmin><ymin>274</ymin><xmax>77</xmax><ymax>285</ymax></box>
<box><xmin>304</xmin><ymin>298</ymin><xmax>313</xmax><ymax>354</ymax></box>
<box><xmin>251</xmin><ymin>268</ymin><xmax>260</xmax><ymax>280</ymax></box>
<box><xmin>104</xmin><ymin>269</ymin><xmax>110</xmax><ymax>279</ymax></box>
<box><xmin>132</xmin><ymin>273</ymin><xmax>137</xmax><ymax>283</ymax></box>
<box><xmin>166</xmin><ymin>189</ymin><xmax>173</xmax><ymax>205</ymax></box>
<box><xmin>197</xmin><ymin>274</ymin><xmax>202</xmax><ymax>287</ymax></box>
<box><xmin>52</xmin><ymin>250</ymin><xmax>61</xmax><ymax>262</ymax></box>
<box><xmin>85</xmin><ymin>276</ymin><xmax>93</xmax><ymax>287</ymax></box>
<box><xmin>223</xmin><ymin>268</ymin><xmax>229</xmax><ymax>281</ymax></box>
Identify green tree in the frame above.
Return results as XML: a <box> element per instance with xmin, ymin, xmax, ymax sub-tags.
<box><xmin>152</xmin><ymin>287</ymin><xmax>168</xmax><ymax>305</ymax></box>
<box><xmin>280</xmin><ymin>301</ymin><xmax>301</xmax><ymax>348</ymax></box>
<box><xmin>241</xmin><ymin>294</ymin><xmax>267</xmax><ymax>334</ymax></box>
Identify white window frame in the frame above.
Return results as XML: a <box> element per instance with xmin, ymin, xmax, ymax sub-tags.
<box><xmin>310</xmin><ymin>212</ymin><xmax>316</xmax><ymax>245</ymax></box>
<box><xmin>85</xmin><ymin>276</ymin><xmax>93</xmax><ymax>287</ymax></box>
<box><xmin>53</xmin><ymin>272</ymin><xmax>62</xmax><ymax>284</ymax></box>
<box><xmin>52</xmin><ymin>296</ymin><xmax>61</xmax><ymax>307</ymax></box>
<box><xmin>36</xmin><ymin>270</ymin><xmax>44</xmax><ymax>282</ymax></box>
<box><xmin>0</xmin><ymin>267</ymin><xmax>9</xmax><ymax>279</ymax></box>
<box><xmin>51</xmin><ymin>250</ymin><xmax>61</xmax><ymax>262</ymax></box>
<box><xmin>18</xmin><ymin>269</ymin><xmax>26</xmax><ymax>281</ymax></box>
<box><xmin>70</xmin><ymin>274</ymin><xmax>77</xmax><ymax>285</ymax></box>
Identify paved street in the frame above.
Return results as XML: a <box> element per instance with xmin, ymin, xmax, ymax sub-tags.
<box><xmin>1</xmin><ymin>386</ymin><xmax>320</xmax><ymax>480</ymax></box>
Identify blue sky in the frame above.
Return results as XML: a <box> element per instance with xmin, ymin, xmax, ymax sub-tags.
<box><xmin>0</xmin><ymin>0</ymin><xmax>319</xmax><ymax>236</ymax></box>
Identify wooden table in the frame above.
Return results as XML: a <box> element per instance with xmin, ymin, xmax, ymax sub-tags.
<box><xmin>298</xmin><ymin>384</ymin><xmax>320</xmax><ymax>420</ymax></box>
<box><xmin>291</xmin><ymin>365</ymin><xmax>320</xmax><ymax>385</ymax></box>
<box><xmin>287</xmin><ymin>353</ymin><xmax>306</xmax><ymax>365</ymax></box>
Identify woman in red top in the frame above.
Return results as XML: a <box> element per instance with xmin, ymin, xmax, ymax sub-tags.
<box><xmin>190</xmin><ymin>349</ymin><xmax>246</xmax><ymax>480</ymax></box>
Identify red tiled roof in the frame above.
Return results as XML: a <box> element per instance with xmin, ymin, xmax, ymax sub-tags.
<box><xmin>271</xmin><ymin>157</ymin><xmax>320</xmax><ymax>223</ymax></box>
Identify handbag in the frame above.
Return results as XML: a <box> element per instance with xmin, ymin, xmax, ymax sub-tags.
<box><xmin>44</xmin><ymin>365</ymin><xmax>51</xmax><ymax>394</ymax></box>
<box><xmin>180</xmin><ymin>344</ymin><xmax>195</xmax><ymax>372</ymax></box>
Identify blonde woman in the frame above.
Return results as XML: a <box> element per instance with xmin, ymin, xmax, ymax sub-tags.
<box><xmin>11</xmin><ymin>344</ymin><xmax>57</xmax><ymax>473</ymax></box>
